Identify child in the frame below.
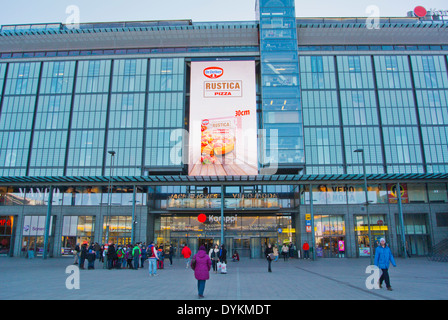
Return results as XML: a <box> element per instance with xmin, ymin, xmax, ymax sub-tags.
<box><xmin>116</xmin><ymin>246</ymin><xmax>124</xmax><ymax>269</ymax></box>
<box><xmin>87</xmin><ymin>249</ymin><xmax>96</xmax><ymax>270</ymax></box>
<box><xmin>157</xmin><ymin>248</ymin><xmax>164</xmax><ymax>269</ymax></box>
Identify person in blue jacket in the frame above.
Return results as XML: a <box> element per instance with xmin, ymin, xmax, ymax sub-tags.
<box><xmin>374</xmin><ymin>238</ymin><xmax>397</xmax><ymax>291</ymax></box>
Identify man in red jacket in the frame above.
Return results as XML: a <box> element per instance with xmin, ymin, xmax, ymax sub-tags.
<box><xmin>181</xmin><ymin>244</ymin><xmax>192</xmax><ymax>269</ymax></box>
<box><xmin>303</xmin><ymin>242</ymin><xmax>310</xmax><ymax>259</ymax></box>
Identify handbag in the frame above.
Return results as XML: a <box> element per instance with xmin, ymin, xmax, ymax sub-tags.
<box><xmin>268</xmin><ymin>253</ymin><xmax>274</xmax><ymax>260</ymax></box>
<box><xmin>191</xmin><ymin>256</ymin><xmax>196</xmax><ymax>270</ymax></box>
<box><xmin>221</xmin><ymin>262</ymin><xmax>227</xmax><ymax>274</ymax></box>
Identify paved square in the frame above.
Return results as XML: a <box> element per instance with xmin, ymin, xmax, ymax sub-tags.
<box><xmin>1</xmin><ymin>256</ymin><xmax>447</xmax><ymax>300</ymax></box>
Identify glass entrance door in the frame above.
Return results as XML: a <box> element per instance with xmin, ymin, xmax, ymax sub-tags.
<box><xmin>233</xmin><ymin>238</ymin><xmax>250</xmax><ymax>259</ymax></box>
<box><xmin>405</xmin><ymin>235</ymin><xmax>431</xmax><ymax>256</ymax></box>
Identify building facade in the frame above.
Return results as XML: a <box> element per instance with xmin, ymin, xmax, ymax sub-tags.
<box><xmin>0</xmin><ymin>0</ymin><xmax>448</xmax><ymax>259</ymax></box>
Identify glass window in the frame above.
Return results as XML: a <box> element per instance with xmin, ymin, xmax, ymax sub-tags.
<box><xmin>411</xmin><ymin>56</ymin><xmax>448</xmax><ymax>89</ymax></box>
<box><xmin>4</xmin><ymin>62</ymin><xmax>41</xmax><ymax>95</ymax></box>
<box><xmin>314</xmin><ymin>215</ymin><xmax>346</xmax><ymax>258</ymax></box>
<box><xmin>76</xmin><ymin>60</ymin><xmax>111</xmax><ymax>93</ymax></box>
<box><xmin>407</xmin><ymin>184</ymin><xmax>428</xmax><ymax>203</ymax></box>
<box><xmin>355</xmin><ymin>214</ymin><xmax>388</xmax><ymax>257</ymax></box>
<box><xmin>299</xmin><ymin>56</ymin><xmax>336</xmax><ymax>89</ymax></box>
<box><xmin>428</xmin><ymin>183</ymin><xmax>448</xmax><ymax>203</ymax></box>
<box><xmin>374</xmin><ymin>56</ymin><xmax>412</xmax><ymax>89</ymax></box>
<box><xmin>39</xmin><ymin>61</ymin><xmax>76</xmax><ymax>94</ymax></box>
<box><xmin>145</xmin><ymin>59</ymin><xmax>185</xmax><ymax>168</ymax></box>
<box><xmin>102</xmin><ymin>215</ymin><xmax>132</xmax><ymax>245</ymax></box>
<box><xmin>112</xmin><ymin>59</ymin><xmax>147</xmax><ymax>92</ymax></box>
<box><xmin>337</xmin><ymin>56</ymin><xmax>374</xmax><ymax>89</ymax></box>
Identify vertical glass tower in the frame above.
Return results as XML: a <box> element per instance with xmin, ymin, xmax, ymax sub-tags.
<box><xmin>257</xmin><ymin>0</ymin><xmax>304</xmax><ymax>172</ymax></box>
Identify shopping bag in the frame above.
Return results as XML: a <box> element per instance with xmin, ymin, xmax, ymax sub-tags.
<box><xmin>217</xmin><ymin>262</ymin><xmax>222</xmax><ymax>272</ymax></box>
<box><xmin>221</xmin><ymin>262</ymin><xmax>227</xmax><ymax>274</ymax></box>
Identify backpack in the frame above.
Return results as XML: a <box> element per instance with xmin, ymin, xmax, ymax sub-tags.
<box><xmin>117</xmin><ymin>249</ymin><xmax>123</xmax><ymax>259</ymax></box>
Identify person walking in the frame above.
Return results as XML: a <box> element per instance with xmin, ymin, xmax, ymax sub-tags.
<box><xmin>289</xmin><ymin>242</ymin><xmax>295</xmax><ymax>259</ymax></box>
<box><xmin>303</xmin><ymin>241</ymin><xmax>310</xmax><ymax>259</ymax></box>
<box><xmin>28</xmin><ymin>244</ymin><xmax>35</xmax><ymax>259</ymax></box>
<box><xmin>219</xmin><ymin>244</ymin><xmax>227</xmax><ymax>264</ymax></box>
<box><xmin>73</xmin><ymin>243</ymin><xmax>80</xmax><ymax>264</ymax></box>
<box><xmin>374</xmin><ymin>238</ymin><xmax>397</xmax><ymax>291</ymax></box>
<box><xmin>87</xmin><ymin>249</ymin><xmax>96</xmax><ymax>270</ymax></box>
<box><xmin>147</xmin><ymin>241</ymin><xmax>159</xmax><ymax>277</ymax></box>
<box><xmin>264</xmin><ymin>243</ymin><xmax>274</xmax><ymax>273</ymax></box>
<box><xmin>99</xmin><ymin>245</ymin><xmax>104</xmax><ymax>263</ymax></box>
<box><xmin>132</xmin><ymin>243</ymin><xmax>141</xmax><ymax>270</ymax></box>
<box><xmin>157</xmin><ymin>246</ymin><xmax>165</xmax><ymax>269</ymax></box>
<box><xmin>116</xmin><ymin>245</ymin><xmax>125</xmax><ymax>269</ymax></box>
<box><xmin>281</xmin><ymin>244</ymin><xmax>289</xmax><ymax>261</ymax></box>
<box><xmin>140</xmin><ymin>244</ymin><xmax>147</xmax><ymax>268</ymax></box>
<box><xmin>181</xmin><ymin>244</ymin><xmax>192</xmax><ymax>269</ymax></box>
<box><xmin>192</xmin><ymin>245</ymin><xmax>212</xmax><ymax>299</ymax></box>
<box><xmin>125</xmin><ymin>245</ymin><xmax>134</xmax><ymax>269</ymax></box>
<box><xmin>79</xmin><ymin>242</ymin><xmax>88</xmax><ymax>269</ymax></box>
<box><xmin>168</xmin><ymin>244</ymin><xmax>174</xmax><ymax>266</ymax></box>
<box><xmin>209</xmin><ymin>244</ymin><xmax>220</xmax><ymax>273</ymax></box>
<box><xmin>273</xmin><ymin>245</ymin><xmax>279</xmax><ymax>262</ymax></box>
<box><xmin>107</xmin><ymin>243</ymin><xmax>117</xmax><ymax>269</ymax></box>
<box><xmin>94</xmin><ymin>242</ymin><xmax>101</xmax><ymax>260</ymax></box>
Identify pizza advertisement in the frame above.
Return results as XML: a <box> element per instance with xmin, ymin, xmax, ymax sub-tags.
<box><xmin>189</xmin><ymin>60</ymin><xmax>258</xmax><ymax>176</ymax></box>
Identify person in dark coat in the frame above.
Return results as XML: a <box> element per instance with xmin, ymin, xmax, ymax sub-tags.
<box><xmin>219</xmin><ymin>244</ymin><xmax>227</xmax><ymax>264</ymax></box>
<box><xmin>79</xmin><ymin>242</ymin><xmax>88</xmax><ymax>269</ymax></box>
<box><xmin>192</xmin><ymin>246</ymin><xmax>212</xmax><ymax>298</ymax></box>
<box><xmin>168</xmin><ymin>244</ymin><xmax>174</xmax><ymax>266</ymax></box>
<box><xmin>264</xmin><ymin>243</ymin><xmax>274</xmax><ymax>273</ymax></box>
<box><xmin>107</xmin><ymin>244</ymin><xmax>117</xmax><ymax>269</ymax></box>
<box><xmin>87</xmin><ymin>249</ymin><xmax>96</xmax><ymax>270</ymax></box>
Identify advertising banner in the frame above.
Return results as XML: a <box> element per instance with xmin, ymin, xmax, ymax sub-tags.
<box><xmin>387</xmin><ymin>183</ymin><xmax>409</xmax><ymax>203</ymax></box>
<box><xmin>189</xmin><ymin>60</ymin><xmax>258</xmax><ymax>176</ymax></box>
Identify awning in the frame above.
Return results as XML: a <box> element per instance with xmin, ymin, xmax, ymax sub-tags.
<box><xmin>0</xmin><ymin>172</ymin><xmax>447</xmax><ymax>187</ymax></box>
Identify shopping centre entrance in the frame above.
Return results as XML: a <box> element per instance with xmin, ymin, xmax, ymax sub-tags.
<box><xmin>155</xmin><ymin>213</ymin><xmax>295</xmax><ymax>259</ymax></box>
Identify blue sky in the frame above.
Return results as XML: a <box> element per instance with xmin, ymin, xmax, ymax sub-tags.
<box><xmin>0</xmin><ymin>0</ymin><xmax>447</xmax><ymax>25</ymax></box>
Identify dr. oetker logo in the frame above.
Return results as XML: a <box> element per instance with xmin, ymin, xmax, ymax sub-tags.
<box><xmin>203</xmin><ymin>67</ymin><xmax>223</xmax><ymax>79</ymax></box>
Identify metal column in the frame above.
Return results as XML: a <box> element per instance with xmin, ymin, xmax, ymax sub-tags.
<box><xmin>43</xmin><ymin>186</ymin><xmax>53</xmax><ymax>259</ymax></box>
<box><xmin>397</xmin><ymin>183</ymin><xmax>407</xmax><ymax>259</ymax></box>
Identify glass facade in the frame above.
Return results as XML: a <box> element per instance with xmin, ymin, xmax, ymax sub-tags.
<box><xmin>300</xmin><ymin>54</ymin><xmax>448</xmax><ymax>175</ymax></box>
<box><xmin>258</xmin><ymin>0</ymin><xmax>304</xmax><ymax>168</ymax></box>
<box><xmin>0</xmin><ymin>55</ymin><xmax>445</xmax><ymax>176</ymax></box>
<box><xmin>0</xmin><ymin>1</ymin><xmax>447</xmax><ymax>259</ymax></box>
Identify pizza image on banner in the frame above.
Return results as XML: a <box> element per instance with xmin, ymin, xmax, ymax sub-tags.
<box><xmin>189</xmin><ymin>60</ymin><xmax>258</xmax><ymax>176</ymax></box>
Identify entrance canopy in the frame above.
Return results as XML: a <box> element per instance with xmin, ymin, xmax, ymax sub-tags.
<box><xmin>0</xmin><ymin>173</ymin><xmax>447</xmax><ymax>187</ymax></box>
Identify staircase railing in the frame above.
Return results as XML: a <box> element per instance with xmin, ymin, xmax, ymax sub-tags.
<box><xmin>427</xmin><ymin>238</ymin><xmax>448</xmax><ymax>262</ymax></box>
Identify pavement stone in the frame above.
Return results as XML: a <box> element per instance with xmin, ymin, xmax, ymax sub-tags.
<box><xmin>1</xmin><ymin>256</ymin><xmax>447</xmax><ymax>301</ymax></box>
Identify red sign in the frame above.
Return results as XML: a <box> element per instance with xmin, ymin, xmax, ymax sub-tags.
<box><xmin>306</xmin><ymin>225</ymin><xmax>311</xmax><ymax>233</ymax></box>
<box><xmin>198</xmin><ymin>213</ymin><xmax>207</xmax><ymax>223</ymax></box>
<box><xmin>203</xmin><ymin>67</ymin><xmax>224</xmax><ymax>79</ymax></box>
<box><xmin>0</xmin><ymin>218</ymin><xmax>12</xmax><ymax>227</ymax></box>
<box><xmin>414</xmin><ymin>6</ymin><xmax>427</xmax><ymax>17</ymax></box>
<box><xmin>387</xmin><ymin>184</ymin><xmax>409</xmax><ymax>204</ymax></box>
